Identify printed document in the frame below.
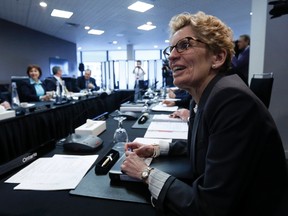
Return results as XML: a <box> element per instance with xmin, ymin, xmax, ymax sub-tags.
<box><xmin>151</xmin><ymin>103</ymin><xmax>178</xmax><ymax>112</ymax></box>
<box><xmin>144</xmin><ymin>121</ymin><xmax>188</xmax><ymax>140</ymax></box>
<box><xmin>5</xmin><ymin>154</ymin><xmax>98</xmax><ymax>191</ymax></box>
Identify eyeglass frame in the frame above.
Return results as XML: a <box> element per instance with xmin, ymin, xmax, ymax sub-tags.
<box><xmin>163</xmin><ymin>36</ymin><xmax>206</xmax><ymax>59</ymax></box>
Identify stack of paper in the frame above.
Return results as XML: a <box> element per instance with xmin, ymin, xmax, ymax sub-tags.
<box><xmin>151</xmin><ymin>102</ymin><xmax>178</xmax><ymax>112</ymax></box>
<box><xmin>144</xmin><ymin>114</ymin><xmax>188</xmax><ymax>140</ymax></box>
<box><xmin>5</xmin><ymin>154</ymin><xmax>98</xmax><ymax>191</ymax></box>
<box><xmin>152</xmin><ymin>114</ymin><xmax>183</xmax><ymax>122</ymax></box>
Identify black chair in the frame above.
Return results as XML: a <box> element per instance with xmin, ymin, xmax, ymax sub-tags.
<box><xmin>249</xmin><ymin>73</ymin><xmax>274</xmax><ymax>108</ymax></box>
<box><xmin>11</xmin><ymin>76</ymin><xmax>30</xmax><ymax>102</ymax></box>
<box><xmin>62</xmin><ymin>77</ymin><xmax>78</xmax><ymax>92</ymax></box>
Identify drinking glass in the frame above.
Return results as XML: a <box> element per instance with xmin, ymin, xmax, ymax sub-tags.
<box><xmin>113</xmin><ymin>116</ymin><xmax>129</xmax><ymax>143</ymax></box>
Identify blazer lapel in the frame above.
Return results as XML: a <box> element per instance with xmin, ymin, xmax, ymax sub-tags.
<box><xmin>189</xmin><ymin>74</ymin><xmax>223</xmax><ymax>174</ymax></box>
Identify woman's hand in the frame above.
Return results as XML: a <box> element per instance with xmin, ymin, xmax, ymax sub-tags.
<box><xmin>121</xmin><ymin>151</ymin><xmax>148</xmax><ymax>180</ymax></box>
<box><xmin>41</xmin><ymin>94</ymin><xmax>52</xmax><ymax>101</ymax></box>
<box><xmin>168</xmin><ymin>89</ymin><xmax>176</xmax><ymax>98</ymax></box>
<box><xmin>0</xmin><ymin>101</ymin><xmax>11</xmax><ymax>110</ymax></box>
<box><xmin>162</xmin><ymin>100</ymin><xmax>176</xmax><ymax>107</ymax></box>
<box><xmin>170</xmin><ymin>108</ymin><xmax>190</xmax><ymax>121</ymax></box>
<box><xmin>125</xmin><ymin>142</ymin><xmax>154</xmax><ymax>158</ymax></box>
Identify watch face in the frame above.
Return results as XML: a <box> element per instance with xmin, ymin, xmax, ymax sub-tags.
<box><xmin>141</xmin><ymin>171</ymin><xmax>149</xmax><ymax>179</ymax></box>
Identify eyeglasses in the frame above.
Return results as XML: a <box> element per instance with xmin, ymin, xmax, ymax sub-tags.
<box><xmin>163</xmin><ymin>37</ymin><xmax>205</xmax><ymax>59</ymax></box>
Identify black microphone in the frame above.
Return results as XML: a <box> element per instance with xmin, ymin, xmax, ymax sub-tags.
<box><xmin>58</xmin><ymin>97</ymin><xmax>107</xmax><ymax>153</ymax></box>
<box><xmin>138</xmin><ymin>112</ymin><xmax>149</xmax><ymax>124</ymax></box>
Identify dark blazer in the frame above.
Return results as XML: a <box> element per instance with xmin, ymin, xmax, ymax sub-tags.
<box><xmin>76</xmin><ymin>76</ymin><xmax>99</xmax><ymax>91</ymax></box>
<box><xmin>20</xmin><ymin>80</ymin><xmax>47</xmax><ymax>102</ymax></box>
<box><xmin>174</xmin><ymin>94</ymin><xmax>192</xmax><ymax>109</ymax></box>
<box><xmin>44</xmin><ymin>77</ymin><xmax>58</xmax><ymax>92</ymax></box>
<box><xmin>231</xmin><ymin>46</ymin><xmax>250</xmax><ymax>85</ymax></box>
<box><xmin>155</xmin><ymin>74</ymin><xmax>287</xmax><ymax>216</ymax></box>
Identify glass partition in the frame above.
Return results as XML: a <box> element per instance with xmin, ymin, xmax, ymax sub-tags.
<box><xmin>78</xmin><ymin>50</ymin><xmax>166</xmax><ymax>90</ymax></box>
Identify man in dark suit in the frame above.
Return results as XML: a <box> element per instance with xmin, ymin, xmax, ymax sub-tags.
<box><xmin>76</xmin><ymin>69</ymin><xmax>99</xmax><ymax>91</ymax></box>
<box><xmin>231</xmin><ymin>34</ymin><xmax>250</xmax><ymax>85</ymax></box>
<box><xmin>45</xmin><ymin>66</ymin><xmax>63</xmax><ymax>92</ymax></box>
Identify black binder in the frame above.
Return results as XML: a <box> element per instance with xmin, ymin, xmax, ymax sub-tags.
<box><xmin>109</xmin><ymin>153</ymin><xmax>193</xmax><ymax>183</ymax></box>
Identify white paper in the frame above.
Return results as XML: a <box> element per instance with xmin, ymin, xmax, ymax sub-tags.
<box><xmin>144</xmin><ymin>121</ymin><xmax>188</xmax><ymax>140</ymax></box>
<box><xmin>5</xmin><ymin>154</ymin><xmax>98</xmax><ymax>191</ymax></box>
<box><xmin>147</xmin><ymin>122</ymin><xmax>188</xmax><ymax>132</ymax></box>
<box><xmin>151</xmin><ymin>103</ymin><xmax>178</xmax><ymax>112</ymax></box>
<box><xmin>152</xmin><ymin>114</ymin><xmax>184</xmax><ymax>122</ymax></box>
<box><xmin>133</xmin><ymin>137</ymin><xmax>172</xmax><ymax>144</ymax></box>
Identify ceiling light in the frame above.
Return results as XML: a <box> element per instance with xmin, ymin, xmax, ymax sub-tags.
<box><xmin>250</xmin><ymin>12</ymin><xmax>253</xmax><ymax>16</ymax></box>
<box><xmin>39</xmin><ymin>2</ymin><xmax>47</xmax><ymax>7</ymax></box>
<box><xmin>117</xmin><ymin>47</ymin><xmax>122</xmax><ymax>50</ymax></box>
<box><xmin>84</xmin><ymin>26</ymin><xmax>90</xmax><ymax>30</ymax></box>
<box><xmin>78</xmin><ymin>47</ymin><xmax>82</xmax><ymax>50</ymax></box>
<box><xmin>137</xmin><ymin>22</ymin><xmax>156</xmax><ymax>31</ymax></box>
<box><xmin>51</xmin><ymin>9</ymin><xmax>73</xmax><ymax>19</ymax></box>
<box><xmin>88</xmin><ymin>29</ymin><xmax>105</xmax><ymax>35</ymax></box>
<box><xmin>165</xmin><ymin>39</ymin><xmax>169</xmax><ymax>43</ymax></box>
<box><xmin>112</xmin><ymin>41</ymin><xmax>118</xmax><ymax>44</ymax></box>
<box><xmin>154</xmin><ymin>45</ymin><xmax>158</xmax><ymax>48</ymax></box>
<box><xmin>128</xmin><ymin>1</ymin><xmax>154</xmax><ymax>12</ymax></box>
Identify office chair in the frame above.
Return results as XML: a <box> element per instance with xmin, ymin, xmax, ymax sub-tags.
<box><xmin>62</xmin><ymin>77</ymin><xmax>77</xmax><ymax>92</ymax></box>
<box><xmin>11</xmin><ymin>76</ymin><xmax>30</xmax><ymax>101</ymax></box>
<box><xmin>249</xmin><ymin>73</ymin><xmax>274</xmax><ymax>108</ymax></box>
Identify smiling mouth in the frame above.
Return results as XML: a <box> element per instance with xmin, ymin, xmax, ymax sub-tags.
<box><xmin>173</xmin><ymin>66</ymin><xmax>186</xmax><ymax>73</ymax></box>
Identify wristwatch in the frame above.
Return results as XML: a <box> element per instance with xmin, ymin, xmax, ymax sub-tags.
<box><xmin>141</xmin><ymin>167</ymin><xmax>154</xmax><ymax>180</ymax></box>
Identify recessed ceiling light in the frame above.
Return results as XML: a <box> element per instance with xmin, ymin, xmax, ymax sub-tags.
<box><xmin>78</xmin><ymin>47</ymin><xmax>82</xmax><ymax>50</ymax></box>
<box><xmin>51</xmin><ymin>9</ymin><xmax>73</xmax><ymax>19</ymax></box>
<box><xmin>117</xmin><ymin>47</ymin><xmax>122</xmax><ymax>50</ymax></box>
<box><xmin>250</xmin><ymin>12</ymin><xmax>253</xmax><ymax>16</ymax></box>
<box><xmin>154</xmin><ymin>45</ymin><xmax>158</xmax><ymax>48</ymax></box>
<box><xmin>39</xmin><ymin>2</ymin><xmax>47</xmax><ymax>7</ymax></box>
<box><xmin>88</xmin><ymin>29</ymin><xmax>105</xmax><ymax>35</ymax></box>
<box><xmin>128</xmin><ymin>1</ymin><xmax>154</xmax><ymax>13</ymax></box>
<box><xmin>137</xmin><ymin>23</ymin><xmax>156</xmax><ymax>31</ymax></box>
<box><xmin>84</xmin><ymin>26</ymin><xmax>90</xmax><ymax>30</ymax></box>
<box><xmin>165</xmin><ymin>39</ymin><xmax>169</xmax><ymax>43</ymax></box>
<box><xmin>112</xmin><ymin>41</ymin><xmax>118</xmax><ymax>44</ymax></box>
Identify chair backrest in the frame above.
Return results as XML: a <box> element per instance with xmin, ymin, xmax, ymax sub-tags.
<box><xmin>11</xmin><ymin>76</ymin><xmax>30</xmax><ymax>101</ymax></box>
<box><xmin>62</xmin><ymin>77</ymin><xmax>77</xmax><ymax>92</ymax></box>
<box><xmin>249</xmin><ymin>73</ymin><xmax>274</xmax><ymax>108</ymax></box>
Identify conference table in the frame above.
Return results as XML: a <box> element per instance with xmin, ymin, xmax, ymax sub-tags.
<box><xmin>0</xmin><ymin>90</ymin><xmax>134</xmax><ymax>165</ymax></box>
<box><xmin>0</xmin><ymin>91</ymin><xmax>157</xmax><ymax>216</ymax></box>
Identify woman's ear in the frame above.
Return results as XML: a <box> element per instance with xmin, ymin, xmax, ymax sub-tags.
<box><xmin>212</xmin><ymin>49</ymin><xmax>227</xmax><ymax>69</ymax></box>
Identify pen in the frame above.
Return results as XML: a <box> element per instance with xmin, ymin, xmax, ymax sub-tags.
<box><xmin>101</xmin><ymin>153</ymin><xmax>113</xmax><ymax>167</ymax></box>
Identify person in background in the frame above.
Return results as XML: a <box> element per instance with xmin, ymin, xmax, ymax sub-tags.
<box><xmin>45</xmin><ymin>66</ymin><xmax>65</xmax><ymax>92</ymax></box>
<box><xmin>162</xmin><ymin>60</ymin><xmax>174</xmax><ymax>87</ymax></box>
<box><xmin>121</xmin><ymin>11</ymin><xmax>287</xmax><ymax>216</ymax></box>
<box><xmin>76</xmin><ymin>69</ymin><xmax>99</xmax><ymax>92</ymax></box>
<box><xmin>133</xmin><ymin>60</ymin><xmax>145</xmax><ymax>82</ymax></box>
<box><xmin>231</xmin><ymin>34</ymin><xmax>250</xmax><ymax>85</ymax></box>
<box><xmin>20</xmin><ymin>65</ymin><xmax>51</xmax><ymax>102</ymax></box>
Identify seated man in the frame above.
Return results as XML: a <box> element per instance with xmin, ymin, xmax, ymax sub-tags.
<box><xmin>76</xmin><ymin>69</ymin><xmax>99</xmax><ymax>92</ymax></box>
<box><xmin>45</xmin><ymin>66</ymin><xmax>64</xmax><ymax>91</ymax></box>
